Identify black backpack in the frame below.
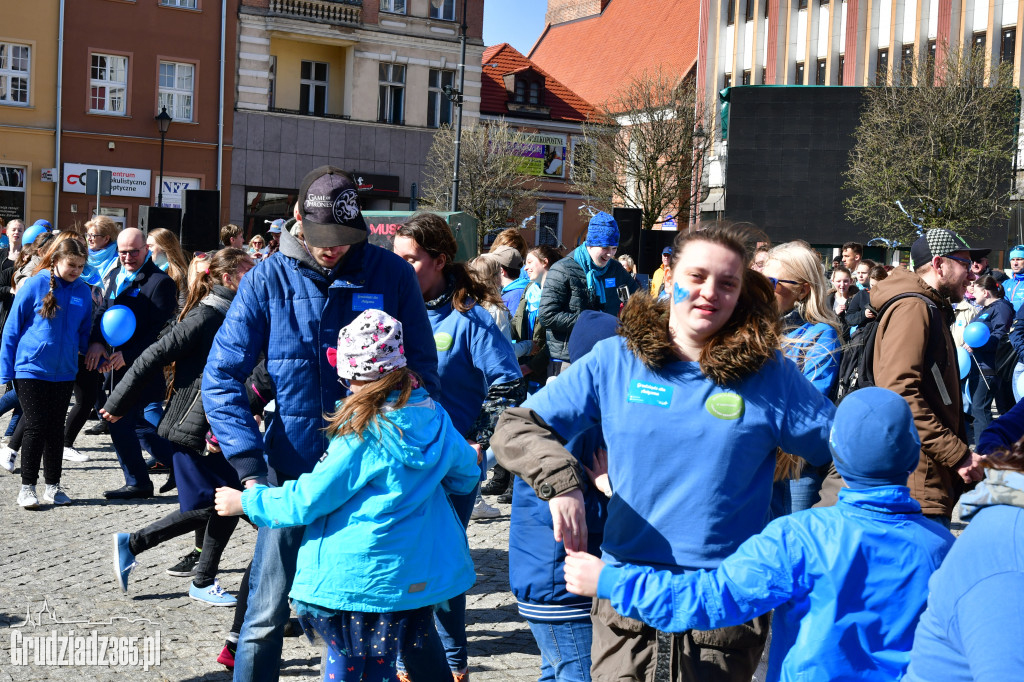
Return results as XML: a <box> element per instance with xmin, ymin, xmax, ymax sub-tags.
<box><xmin>832</xmin><ymin>292</ymin><xmax>949</xmax><ymax>404</ymax></box>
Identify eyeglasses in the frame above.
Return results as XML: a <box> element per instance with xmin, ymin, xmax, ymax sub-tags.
<box><xmin>86</xmin><ymin>233</ymin><xmax>105</xmax><ymax>240</ymax></box>
<box><xmin>118</xmin><ymin>248</ymin><xmax>142</xmax><ymax>257</ymax></box>
<box><xmin>945</xmin><ymin>255</ymin><xmax>972</xmax><ymax>268</ymax></box>
<box><xmin>193</xmin><ymin>252</ymin><xmax>208</xmax><ymax>259</ymax></box>
<box><xmin>767</xmin><ymin>276</ymin><xmax>801</xmax><ymax>289</ymax></box>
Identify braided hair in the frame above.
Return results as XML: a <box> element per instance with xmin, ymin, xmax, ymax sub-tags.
<box><xmin>39</xmin><ymin>239</ymin><xmax>88</xmax><ymax>319</ymax></box>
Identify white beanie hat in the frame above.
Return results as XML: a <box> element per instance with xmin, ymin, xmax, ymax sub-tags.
<box><xmin>334</xmin><ymin>309</ymin><xmax>406</xmax><ymax>382</ymax></box>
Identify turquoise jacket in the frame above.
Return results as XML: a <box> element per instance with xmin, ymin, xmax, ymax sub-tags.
<box><xmin>241</xmin><ymin>387</ymin><xmax>478</xmax><ymax>613</ymax></box>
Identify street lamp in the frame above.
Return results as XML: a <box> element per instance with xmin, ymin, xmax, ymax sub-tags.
<box><xmin>689</xmin><ymin>125</ymin><xmax>708</xmax><ymax>229</ymax></box>
<box><xmin>433</xmin><ymin>0</ymin><xmax>468</xmax><ymax>212</ymax></box>
<box><xmin>154</xmin><ymin>106</ymin><xmax>173</xmax><ymax>208</ymax></box>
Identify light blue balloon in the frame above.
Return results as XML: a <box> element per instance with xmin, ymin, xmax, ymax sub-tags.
<box><xmin>963</xmin><ymin>321</ymin><xmax>991</xmax><ymax>348</ymax></box>
<box><xmin>956</xmin><ymin>346</ymin><xmax>970</xmax><ymax>380</ymax></box>
<box><xmin>101</xmin><ymin>305</ymin><xmax>136</xmax><ymax>347</ymax></box>
<box><xmin>1017</xmin><ymin>372</ymin><xmax>1024</xmax><ymax>401</ymax></box>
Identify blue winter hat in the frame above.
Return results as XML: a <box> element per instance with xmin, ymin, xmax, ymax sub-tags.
<box><xmin>585</xmin><ymin>212</ymin><xmax>620</xmax><ymax>248</ymax></box>
<box><xmin>568</xmin><ymin>311</ymin><xmax>619</xmax><ymax>363</ymax></box>
<box><xmin>1011</xmin><ymin>245</ymin><xmax>1024</xmax><ymax>260</ymax></box>
<box><xmin>829</xmin><ymin>387</ymin><xmax>920</xmax><ymax>489</ymax></box>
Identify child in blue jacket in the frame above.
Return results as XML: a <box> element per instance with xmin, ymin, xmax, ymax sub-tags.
<box><xmin>215</xmin><ymin>309</ymin><xmax>478</xmax><ymax>682</ymax></box>
<box><xmin>564</xmin><ymin>387</ymin><xmax>955</xmax><ymax>682</ymax></box>
<box><xmin>0</xmin><ymin>238</ymin><xmax>92</xmax><ymax>509</ymax></box>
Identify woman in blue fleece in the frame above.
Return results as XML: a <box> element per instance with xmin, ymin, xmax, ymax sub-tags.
<box><xmin>0</xmin><ymin>238</ymin><xmax>92</xmax><ymax>508</ymax></box>
<box><xmin>564</xmin><ymin>387</ymin><xmax>954</xmax><ymax>682</ymax></box>
<box><xmin>215</xmin><ymin>310</ymin><xmax>478</xmax><ymax>682</ymax></box>
<box><xmin>392</xmin><ymin>212</ymin><xmax>526</xmax><ymax>679</ymax></box>
<box><xmin>492</xmin><ymin>223</ymin><xmax>837</xmax><ymax>681</ymax></box>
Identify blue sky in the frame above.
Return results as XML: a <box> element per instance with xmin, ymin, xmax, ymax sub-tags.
<box><xmin>482</xmin><ymin>0</ymin><xmax>548</xmax><ymax>54</ymax></box>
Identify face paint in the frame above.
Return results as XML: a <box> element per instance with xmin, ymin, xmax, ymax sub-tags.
<box><xmin>673</xmin><ymin>282</ymin><xmax>690</xmax><ymax>304</ymax></box>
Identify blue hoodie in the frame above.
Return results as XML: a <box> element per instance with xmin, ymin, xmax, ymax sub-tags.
<box><xmin>241</xmin><ymin>387</ymin><xmax>479</xmax><ymax>613</ymax></box>
<box><xmin>0</xmin><ymin>270</ymin><xmax>93</xmax><ymax>383</ymax></box>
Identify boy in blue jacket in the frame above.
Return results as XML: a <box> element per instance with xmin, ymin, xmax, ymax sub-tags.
<box><xmin>565</xmin><ymin>387</ymin><xmax>954</xmax><ymax>682</ymax></box>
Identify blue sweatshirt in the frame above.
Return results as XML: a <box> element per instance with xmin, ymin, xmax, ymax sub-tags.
<box><xmin>524</xmin><ymin>338</ymin><xmax>836</xmax><ymax>571</ymax></box>
<box><xmin>782</xmin><ymin>316</ymin><xmax>840</xmax><ymax>395</ymax></box>
<box><xmin>0</xmin><ymin>270</ymin><xmax>93</xmax><ymax>383</ymax></box>
<box><xmin>501</xmin><ymin>275</ymin><xmax>530</xmax><ymax>317</ymax></box>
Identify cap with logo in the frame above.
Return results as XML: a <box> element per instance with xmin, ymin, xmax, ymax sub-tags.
<box><xmin>297</xmin><ymin>166</ymin><xmax>368</xmax><ymax>248</ymax></box>
<box><xmin>909</xmin><ymin>228</ymin><xmax>989</xmax><ymax>271</ymax></box>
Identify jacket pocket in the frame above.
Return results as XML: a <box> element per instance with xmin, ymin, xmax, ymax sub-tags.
<box><xmin>179</xmin><ymin>389</ymin><xmax>202</xmax><ymax>427</ymax></box>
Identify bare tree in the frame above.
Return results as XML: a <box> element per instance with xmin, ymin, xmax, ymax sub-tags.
<box><xmin>420</xmin><ymin>120</ymin><xmax>539</xmax><ymax>251</ymax></box>
<box><xmin>570</xmin><ymin>68</ymin><xmax>714</xmax><ymax>232</ymax></box>
<box><xmin>844</xmin><ymin>46</ymin><xmax>1018</xmax><ymax>244</ymax></box>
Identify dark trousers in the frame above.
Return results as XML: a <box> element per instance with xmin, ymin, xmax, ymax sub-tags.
<box><xmin>64</xmin><ymin>361</ymin><xmax>102</xmax><ymax>446</ymax></box>
<box><xmin>130</xmin><ymin>507</ymin><xmax>239</xmax><ymax>585</ymax></box>
<box><xmin>109</xmin><ymin>402</ymin><xmax>175</xmax><ymax>489</ymax></box>
<box><xmin>15</xmin><ymin>379</ymin><xmax>74</xmax><ymax>487</ymax></box>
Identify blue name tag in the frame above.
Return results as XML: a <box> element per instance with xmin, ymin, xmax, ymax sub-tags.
<box><xmin>627</xmin><ymin>380</ymin><xmax>673</xmax><ymax>408</ymax></box>
<box><xmin>605</xmin><ymin>277</ymin><xmax>616</xmax><ymax>288</ymax></box>
<box><xmin>353</xmin><ymin>293</ymin><xmax>383</xmax><ymax>311</ymax></box>
<box><xmin>128</xmin><ymin>288</ymin><xmax>140</xmax><ymax>297</ymax></box>
<box><xmin>70</xmin><ymin>296</ymin><xmax>85</xmax><ymax>306</ymax></box>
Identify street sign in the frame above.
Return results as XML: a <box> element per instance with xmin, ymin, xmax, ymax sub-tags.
<box><xmin>85</xmin><ymin>169</ymin><xmax>113</xmax><ymax>196</ymax></box>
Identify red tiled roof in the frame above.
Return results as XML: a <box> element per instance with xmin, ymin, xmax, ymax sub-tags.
<box><xmin>528</xmin><ymin>0</ymin><xmax>700</xmax><ymax>109</ymax></box>
<box><xmin>480</xmin><ymin>43</ymin><xmax>597</xmax><ymax>122</ymax></box>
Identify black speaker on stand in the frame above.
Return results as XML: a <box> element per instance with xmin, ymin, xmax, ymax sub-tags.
<box><xmin>138</xmin><ymin>206</ymin><xmax>182</xmax><ymax>234</ymax></box>
<box><xmin>612</xmin><ymin>208</ymin><xmax>642</xmax><ymax>262</ymax></box>
<box><xmin>637</xmin><ymin>229</ymin><xmax>679</xmax><ymax>279</ymax></box>
<box><xmin>180</xmin><ymin>189</ymin><xmax>221</xmax><ymax>253</ymax></box>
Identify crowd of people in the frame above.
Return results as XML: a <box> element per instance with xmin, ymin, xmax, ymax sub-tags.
<box><xmin>2</xmin><ymin>174</ymin><xmax>1023</xmax><ymax>682</ymax></box>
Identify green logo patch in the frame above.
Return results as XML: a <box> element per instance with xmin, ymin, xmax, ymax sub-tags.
<box><xmin>705</xmin><ymin>392</ymin><xmax>744</xmax><ymax>420</ymax></box>
<box><xmin>434</xmin><ymin>332</ymin><xmax>454</xmax><ymax>352</ymax></box>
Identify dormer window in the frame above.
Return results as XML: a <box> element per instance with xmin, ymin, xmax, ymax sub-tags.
<box><xmin>502</xmin><ymin>67</ymin><xmax>551</xmax><ymax>117</ymax></box>
<box><xmin>528</xmin><ymin>82</ymin><xmax>540</xmax><ymax>105</ymax></box>
<box><xmin>515</xmin><ymin>80</ymin><xmax>526</xmax><ymax>103</ymax></box>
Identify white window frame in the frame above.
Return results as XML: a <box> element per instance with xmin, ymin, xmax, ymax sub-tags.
<box><xmin>300</xmin><ymin>60</ymin><xmax>329</xmax><ymax>115</ymax></box>
<box><xmin>0</xmin><ymin>42</ymin><xmax>31</xmax><ymax>106</ymax></box>
<box><xmin>159</xmin><ymin>0</ymin><xmax>198</xmax><ymax>7</ymax></box>
<box><xmin>535</xmin><ymin>203</ymin><xmax>564</xmax><ymax>247</ymax></box>
<box><xmin>158</xmin><ymin>61</ymin><xmax>194</xmax><ymax>122</ymax></box>
<box><xmin>429</xmin><ymin>0</ymin><xmax>456</xmax><ymax>20</ymax></box>
<box><xmin>90</xmin><ymin>53</ymin><xmax>128</xmax><ymax>116</ymax></box>
<box><xmin>427</xmin><ymin>69</ymin><xmax>454</xmax><ymax>128</ymax></box>
<box><xmin>380</xmin><ymin>0</ymin><xmax>406</xmax><ymax>14</ymax></box>
<box><xmin>378</xmin><ymin>63</ymin><xmax>405</xmax><ymax>125</ymax></box>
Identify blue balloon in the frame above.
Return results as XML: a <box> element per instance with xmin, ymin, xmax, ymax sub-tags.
<box><xmin>1017</xmin><ymin>372</ymin><xmax>1024</xmax><ymax>402</ymax></box>
<box><xmin>957</xmin><ymin>346</ymin><xmax>970</xmax><ymax>380</ymax></box>
<box><xmin>963</xmin><ymin>321</ymin><xmax>991</xmax><ymax>348</ymax></box>
<box><xmin>101</xmin><ymin>305</ymin><xmax>136</xmax><ymax>347</ymax></box>
<box><xmin>21</xmin><ymin>224</ymin><xmax>48</xmax><ymax>247</ymax></box>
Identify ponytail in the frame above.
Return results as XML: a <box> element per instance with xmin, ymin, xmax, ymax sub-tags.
<box><xmin>178</xmin><ymin>247</ymin><xmax>251</xmax><ymax>322</ymax></box>
<box><xmin>39</xmin><ymin>270</ymin><xmax>59</xmax><ymax>319</ymax></box>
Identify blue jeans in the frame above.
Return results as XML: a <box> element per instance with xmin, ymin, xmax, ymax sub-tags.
<box><xmin>108</xmin><ymin>401</ymin><xmax>174</xmax><ymax>488</ymax></box>
<box><xmin>0</xmin><ymin>387</ymin><xmax>21</xmax><ymax>436</ymax></box>
<box><xmin>1013</xmin><ymin>362</ymin><xmax>1024</xmax><ymax>402</ymax></box>
<box><xmin>967</xmin><ymin>368</ymin><xmax>997</xmax><ymax>445</ymax></box>
<box><xmin>790</xmin><ymin>463</ymin><xmax>829</xmax><ymax>513</ymax></box>
<box><xmin>435</xmin><ymin>484</ymin><xmax>478</xmax><ymax>672</ymax></box>
<box><xmin>527</xmin><ymin>619</ymin><xmax>593</xmax><ymax>682</ymax></box>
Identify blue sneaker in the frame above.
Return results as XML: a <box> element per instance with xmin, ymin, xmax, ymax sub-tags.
<box><xmin>189</xmin><ymin>579</ymin><xmax>236</xmax><ymax>607</ymax></box>
<box><xmin>112</xmin><ymin>533</ymin><xmax>137</xmax><ymax>594</ymax></box>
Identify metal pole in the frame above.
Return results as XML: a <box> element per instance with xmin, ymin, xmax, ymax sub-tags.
<box><xmin>450</xmin><ymin>0</ymin><xmax>468</xmax><ymax>212</ymax></box>
<box><xmin>157</xmin><ymin>130</ymin><xmax>166</xmax><ymax>208</ymax></box>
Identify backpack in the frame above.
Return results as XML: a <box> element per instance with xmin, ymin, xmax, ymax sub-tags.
<box><xmin>832</xmin><ymin>292</ymin><xmax>949</xmax><ymax>404</ymax></box>
<box><xmin>509</xmin><ymin>286</ymin><xmax>531</xmax><ymax>343</ymax></box>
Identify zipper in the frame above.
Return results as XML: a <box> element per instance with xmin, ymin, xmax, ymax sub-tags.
<box><xmin>179</xmin><ymin>388</ymin><xmax>202</xmax><ymax>426</ymax></box>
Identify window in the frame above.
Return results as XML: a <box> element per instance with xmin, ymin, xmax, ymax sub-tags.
<box><xmin>798</xmin><ymin>0</ymin><xmax>807</xmax><ymax>9</ymax></box>
<box><xmin>761</xmin><ymin>66</ymin><xmax>767</xmax><ymax>84</ymax></box>
<box><xmin>380</xmin><ymin>0</ymin><xmax>405</xmax><ymax>13</ymax></box>
<box><xmin>876</xmin><ymin>48</ymin><xmax>889</xmax><ymax>83</ymax></box>
<box><xmin>723</xmin><ymin>73</ymin><xmax>732</xmax><ymax>88</ymax></box>
<box><xmin>837</xmin><ymin>54</ymin><xmax>844</xmax><ymax>85</ymax></box>
<box><xmin>300</xmin><ymin>60</ymin><xmax>328</xmax><ymax>115</ymax></box>
<box><xmin>0</xmin><ymin>42</ymin><xmax>30</xmax><ymax>105</ymax></box>
<box><xmin>570</xmin><ymin>140</ymin><xmax>595</xmax><ymax>183</ymax></box>
<box><xmin>514</xmin><ymin>80</ymin><xmax>526</xmax><ymax>103</ymax></box>
<box><xmin>973</xmin><ymin>31</ymin><xmax>987</xmax><ymax>54</ymax></box>
<box><xmin>727</xmin><ymin>0</ymin><xmax>735</xmax><ymax>26</ymax></box>
<box><xmin>429</xmin><ymin>0</ymin><xmax>455</xmax><ymax>20</ymax></box>
<box><xmin>816</xmin><ymin>58</ymin><xmax>827</xmax><ymax>85</ymax></box>
<box><xmin>0</xmin><ymin>165</ymin><xmax>27</xmax><ymax>223</ymax></box>
<box><xmin>927</xmin><ymin>40</ymin><xmax>937</xmax><ymax>84</ymax></box>
<box><xmin>158</xmin><ymin>61</ymin><xmax>194</xmax><ymax>121</ymax></box>
<box><xmin>427</xmin><ymin>69</ymin><xmax>454</xmax><ymax>128</ymax></box>
<box><xmin>795</xmin><ymin>62</ymin><xmax>805</xmax><ymax>84</ymax></box>
<box><xmin>744</xmin><ymin>0</ymin><xmax>754</xmax><ymax>21</ymax></box>
<box><xmin>268</xmin><ymin>55</ymin><xmax>277</xmax><ymax>108</ymax></box>
<box><xmin>160</xmin><ymin>0</ymin><xmax>197</xmax><ymax>7</ymax></box>
<box><xmin>90</xmin><ymin>54</ymin><xmax>128</xmax><ymax>115</ymax></box>
<box><xmin>536</xmin><ymin>204</ymin><xmax>563</xmax><ymax>248</ymax></box>
<box><xmin>1002</xmin><ymin>28</ymin><xmax>1016</xmax><ymax>65</ymax></box>
<box><xmin>528</xmin><ymin>82</ymin><xmax>541</xmax><ymax>105</ymax></box>
<box><xmin>378</xmin><ymin>63</ymin><xmax>404</xmax><ymax>124</ymax></box>
<box><xmin>741</xmin><ymin>70</ymin><xmax>751</xmax><ymax>85</ymax></box>
<box><xmin>901</xmin><ymin>45</ymin><xmax>914</xmax><ymax>79</ymax></box>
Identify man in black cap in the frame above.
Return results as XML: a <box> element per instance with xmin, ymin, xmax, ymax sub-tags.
<box><xmin>203</xmin><ymin>166</ymin><xmax>440</xmax><ymax>680</ymax></box>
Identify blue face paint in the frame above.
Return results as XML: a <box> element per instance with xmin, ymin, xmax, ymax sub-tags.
<box><xmin>673</xmin><ymin>283</ymin><xmax>690</xmax><ymax>304</ymax></box>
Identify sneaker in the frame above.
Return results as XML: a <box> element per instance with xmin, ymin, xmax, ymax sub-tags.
<box><xmin>0</xmin><ymin>446</ymin><xmax>17</xmax><ymax>473</ymax></box>
<box><xmin>42</xmin><ymin>484</ymin><xmax>72</xmax><ymax>505</ymax></box>
<box><xmin>470</xmin><ymin>498</ymin><xmax>500</xmax><ymax>520</ymax></box>
<box><xmin>85</xmin><ymin>421</ymin><xmax>109</xmax><ymax>435</ymax></box>
<box><xmin>217</xmin><ymin>644</ymin><xmax>235</xmax><ymax>670</ymax></box>
<box><xmin>112</xmin><ymin>533</ymin><xmax>137</xmax><ymax>593</ymax></box>
<box><xmin>62</xmin><ymin>447</ymin><xmax>89</xmax><ymax>462</ymax></box>
<box><xmin>166</xmin><ymin>548</ymin><xmax>201</xmax><ymax>577</ymax></box>
<box><xmin>17</xmin><ymin>485</ymin><xmax>39</xmax><ymax>509</ymax></box>
<box><xmin>189</xmin><ymin>580</ymin><xmax>237</xmax><ymax>606</ymax></box>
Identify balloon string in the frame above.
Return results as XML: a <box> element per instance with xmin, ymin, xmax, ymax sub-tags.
<box><xmin>967</xmin><ymin>350</ymin><xmax>992</xmax><ymax>390</ymax></box>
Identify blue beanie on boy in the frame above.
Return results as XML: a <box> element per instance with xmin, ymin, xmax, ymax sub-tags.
<box><xmin>829</xmin><ymin>387</ymin><xmax>920</xmax><ymax>489</ymax></box>
<box><xmin>585</xmin><ymin>212</ymin><xmax>620</xmax><ymax>248</ymax></box>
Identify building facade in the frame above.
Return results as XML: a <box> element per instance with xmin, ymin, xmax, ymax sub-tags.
<box><xmin>230</xmin><ymin>0</ymin><xmax>484</xmax><ymax>236</ymax></box>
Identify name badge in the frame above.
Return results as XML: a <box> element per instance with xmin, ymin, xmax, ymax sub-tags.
<box><xmin>128</xmin><ymin>288</ymin><xmax>140</xmax><ymax>297</ymax></box>
<box><xmin>70</xmin><ymin>296</ymin><xmax>85</xmax><ymax>306</ymax></box>
<box><xmin>605</xmin><ymin>277</ymin><xmax>616</xmax><ymax>288</ymax></box>
<box><xmin>627</xmin><ymin>380</ymin><xmax>673</xmax><ymax>408</ymax></box>
<box><xmin>353</xmin><ymin>293</ymin><xmax>383</xmax><ymax>311</ymax></box>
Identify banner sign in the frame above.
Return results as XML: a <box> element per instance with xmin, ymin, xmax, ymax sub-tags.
<box><xmin>512</xmin><ymin>134</ymin><xmax>567</xmax><ymax>179</ymax></box>
<box><xmin>63</xmin><ymin>163</ymin><xmax>151</xmax><ymax>198</ymax></box>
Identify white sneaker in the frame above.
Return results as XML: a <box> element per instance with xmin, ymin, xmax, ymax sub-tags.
<box><xmin>62</xmin><ymin>447</ymin><xmax>89</xmax><ymax>462</ymax></box>
<box><xmin>18</xmin><ymin>485</ymin><xmax>39</xmax><ymax>509</ymax></box>
<box><xmin>0</xmin><ymin>446</ymin><xmax>16</xmax><ymax>473</ymax></box>
<box><xmin>471</xmin><ymin>498</ymin><xmax>500</xmax><ymax>520</ymax></box>
<box><xmin>43</xmin><ymin>484</ymin><xmax>72</xmax><ymax>505</ymax></box>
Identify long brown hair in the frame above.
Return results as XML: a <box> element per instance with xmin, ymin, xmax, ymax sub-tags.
<box><xmin>178</xmin><ymin>247</ymin><xmax>251</xmax><ymax>322</ymax></box>
<box><xmin>396</xmin><ymin>212</ymin><xmax>502</xmax><ymax>312</ymax></box>
<box><xmin>33</xmin><ymin>231</ymin><xmax>86</xmax><ymax>277</ymax></box>
<box><xmin>38</xmin><ymin>239</ymin><xmax>88</xmax><ymax>319</ymax></box>
<box><xmin>148</xmin><ymin>228</ymin><xmax>190</xmax><ymax>293</ymax></box>
<box><xmin>325</xmin><ymin>367</ymin><xmax>419</xmax><ymax>440</ymax></box>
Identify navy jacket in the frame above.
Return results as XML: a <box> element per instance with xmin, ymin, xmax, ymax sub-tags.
<box><xmin>970</xmin><ymin>298</ymin><xmax>1013</xmax><ymax>373</ymax></box>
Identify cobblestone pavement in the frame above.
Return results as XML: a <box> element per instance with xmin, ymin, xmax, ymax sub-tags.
<box><xmin>0</xmin><ymin>416</ymin><xmax>541</xmax><ymax>681</ymax></box>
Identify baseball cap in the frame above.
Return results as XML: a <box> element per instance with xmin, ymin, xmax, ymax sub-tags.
<box><xmin>662</xmin><ymin>247</ymin><xmax>673</xmax><ymax>255</ymax></box>
<box><xmin>829</xmin><ymin>387</ymin><xmax>920</xmax><ymax>489</ymax></box>
<box><xmin>297</xmin><ymin>166</ymin><xmax>369</xmax><ymax>248</ymax></box>
<box><xmin>264</xmin><ymin>218</ymin><xmax>286</xmax><ymax>234</ymax></box>
<box><xmin>909</xmin><ymin>228</ymin><xmax>989</xmax><ymax>270</ymax></box>
<box><xmin>492</xmin><ymin>245</ymin><xmax>524</xmax><ymax>270</ymax></box>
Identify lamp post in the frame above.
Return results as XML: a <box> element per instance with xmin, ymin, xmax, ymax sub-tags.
<box><xmin>434</xmin><ymin>0</ymin><xmax>468</xmax><ymax>212</ymax></box>
<box><xmin>155</xmin><ymin>106</ymin><xmax>173</xmax><ymax>208</ymax></box>
<box><xmin>689</xmin><ymin>125</ymin><xmax>707</xmax><ymax>229</ymax></box>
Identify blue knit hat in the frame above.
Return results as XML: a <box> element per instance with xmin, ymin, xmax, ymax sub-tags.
<box><xmin>1011</xmin><ymin>245</ymin><xmax>1024</xmax><ymax>260</ymax></box>
<box><xmin>585</xmin><ymin>212</ymin><xmax>619</xmax><ymax>248</ymax></box>
<box><xmin>829</xmin><ymin>387</ymin><xmax>920</xmax><ymax>489</ymax></box>
<box><xmin>568</xmin><ymin>311</ymin><xmax>619</xmax><ymax>363</ymax></box>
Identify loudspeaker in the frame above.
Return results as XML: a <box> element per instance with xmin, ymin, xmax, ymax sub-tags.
<box><xmin>137</xmin><ymin>206</ymin><xmax>182</xmax><ymax>234</ymax></box>
<box><xmin>612</xmin><ymin>207</ymin><xmax>642</xmax><ymax>261</ymax></box>
<box><xmin>638</xmin><ymin>229</ymin><xmax>679</xmax><ymax>279</ymax></box>
<box><xmin>180</xmin><ymin>189</ymin><xmax>221</xmax><ymax>253</ymax></box>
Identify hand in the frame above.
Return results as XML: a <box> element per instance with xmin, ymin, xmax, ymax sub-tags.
<box><xmin>865</xmin><ymin>308</ymin><xmax>876</xmax><ymax>319</ymax></box>
<box><xmin>549</xmin><ymin>489</ymin><xmax>587</xmax><ymax>552</ymax></box>
<box><xmin>205</xmin><ymin>440</ymin><xmax>222</xmax><ymax>454</ymax></box>
<box><xmin>956</xmin><ymin>451</ymin><xmax>985</xmax><ymax>484</ymax></box>
<box><xmin>564</xmin><ymin>548</ymin><xmax>605</xmax><ymax>597</ymax></box>
<box><xmin>837</xmin><ymin>303</ymin><xmax>847</xmax><ymax>314</ymax></box>
<box><xmin>214</xmin><ymin>487</ymin><xmax>244</xmax><ymax>516</ymax></box>
<box><xmin>98</xmin><ymin>408</ymin><xmax>121</xmax><ymax>423</ymax></box>
<box><xmin>963</xmin><ymin>345</ymin><xmax>973</xmax><ymax>353</ymax></box>
<box><xmin>100</xmin><ymin>351</ymin><xmax>125</xmax><ymax>372</ymax></box>
<box><xmin>466</xmin><ymin>438</ymin><xmax>484</xmax><ymax>465</ymax></box>
<box><xmin>584</xmin><ymin>447</ymin><xmax>612</xmax><ymax>498</ymax></box>
<box><xmin>85</xmin><ymin>342</ymin><xmax>108</xmax><ymax>371</ymax></box>
<box><xmin>243</xmin><ymin>477</ymin><xmax>266</xmax><ymax>490</ymax></box>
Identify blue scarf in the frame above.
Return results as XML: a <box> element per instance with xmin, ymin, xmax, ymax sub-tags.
<box><xmin>573</xmin><ymin>243</ymin><xmax>610</xmax><ymax>305</ymax></box>
<box><xmin>84</xmin><ymin>242</ymin><xmax>118</xmax><ymax>286</ymax></box>
<box><xmin>113</xmin><ymin>252</ymin><xmax>152</xmax><ymax>298</ymax></box>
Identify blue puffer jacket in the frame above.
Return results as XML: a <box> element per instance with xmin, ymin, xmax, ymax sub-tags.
<box><xmin>241</xmin><ymin>388</ymin><xmax>478</xmax><ymax>612</ymax></box>
<box><xmin>203</xmin><ymin>229</ymin><xmax>440</xmax><ymax>483</ymax></box>
<box><xmin>1004</xmin><ymin>272</ymin><xmax>1024</xmax><ymax>311</ymax></box>
<box><xmin>0</xmin><ymin>270</ymin><xmax>93</xmax><ymax>383</ymax></box>
<box><xmin>781</xmin><ymin>313</ymin><xmax>841</xmax><ymax>396</ymax></box>
<box><xmin>597</xmin><ymin>486</ymin><xmax>954</xmax><ymax>682</ymax></box>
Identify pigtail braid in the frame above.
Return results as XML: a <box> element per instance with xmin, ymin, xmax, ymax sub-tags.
<box><xmin>39</xmin><ymin>270</ymin><xmax>59</xmax><ymax>319</ymax></box>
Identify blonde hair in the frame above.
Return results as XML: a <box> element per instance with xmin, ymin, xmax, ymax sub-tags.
<box><xmin>468</xmin><ymin>253</ymin><xmax>503</xmax><ymax>294</ymax></box>
<box><xmin>147</xmin><ymin>228</ymin><xmax>189</xmax><ymax>293</ymax></box>
<box><xmin>187</xmin><ymin>252</ymin><xmax>211</xmax><ymax>290</ymax></box>
<box><xmin>767</xmin><ymin>242</ymin><xmax>842</xmax><ymax>337</ymax></box>
<box><xmin>325</xmin><ymin>368</ymin><xmax>419</xmax><ymax>440</ymax></box>
<box><xmin>84</xmin><ymin>215</ymin><xmax>120</xmax><ymax>243</ymax></box>
<box><xmin>617</xmin><ymin>254</ymin><xmax>636</xmax><ymax>275</ymax></box>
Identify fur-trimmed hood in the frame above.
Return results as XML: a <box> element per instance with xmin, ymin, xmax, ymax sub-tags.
<box><xmin>617</xmin><ymin>293</ymin><xmax>677</xmax><ymax>369</ymax></box>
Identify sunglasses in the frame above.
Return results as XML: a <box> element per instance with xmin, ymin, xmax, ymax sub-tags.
<box><xmin>767</xmin><ymin>276</ymin><xmax>801</xmax><ymax>289</ymax></box>
<box><xmin>945</xmin><ymin>255</ymin><xmax>971</xmax><ymax>267</ymax></box>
